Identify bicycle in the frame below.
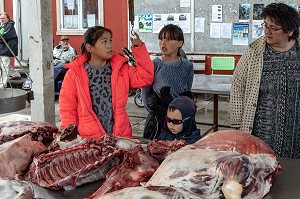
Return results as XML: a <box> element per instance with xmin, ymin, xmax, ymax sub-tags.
<box><xmin>134</xmin><ymin>88</ymin><xmax>144</xmax><ymax>108</ymax></box>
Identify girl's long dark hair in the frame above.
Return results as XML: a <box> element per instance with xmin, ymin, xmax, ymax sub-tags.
<box><xmin>80</xmin><ymin>26</ymin><xmax>113</xmax><ymax>57</ymax></box>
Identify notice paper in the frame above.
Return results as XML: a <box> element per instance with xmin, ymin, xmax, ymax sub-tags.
<box><xmin>212</xmin><ymin>5</ymin><xmax>222</xmax><ymax>22</ymax></box>
<box><xmin>210</xmin><ymin>23</ymin><xmax>221</xmax><ymax>38</ymax></box>
<box><xmin>221</xmin><ymin>23</ymin><xmax>232</xmax><ymax>38</ymax></box>
<box><xmin>180</xmin><ymin>0</ymin><xmax>190</xmax><ymax>7</ymax></box>
<box><xmin>195</xmin><ymin>17</ymin><xmax>205</xmax><ymax>33</ymax></box>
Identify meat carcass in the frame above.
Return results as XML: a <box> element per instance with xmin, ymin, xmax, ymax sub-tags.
<box><xmin>0</xmin><ymin>134</ymin><xmax>46</xmax><ymax>178</ymax></box>
<box><xmin>0</xmin><ymin>177</ymin><xmax>34</xmax><ymax>199</ymax></box>
<box><xmin>147</xmin><ymin>139</ymin><xmax>187</xmax><ymax>162</ymax></box>
<box><xmin>28</xmin><ymin>135</ymin><xmax>127</xmax><ymax>190</ymax></box>
<box><xmin>146</xmin><ymin>130</ymin><xmax>280</xmax><ymax>199</ymax></box>
<box><xmin>48</xmin><ymin>124</ymin><xmax>83</xmax><ymax>151</ymax></box>
<box><xmin>195</xmin><ymin>129</ymin><xmax>276</xmax><ymax>155</ymax></box>
<box><xmin>97</xmin><ymin>186</ymin><xmax>200</xmax><ymax>199</ymax></box>
<box><xmin>0</xmin><ymin>121</ymin><xmax>58</xmax><ymax>144</ymax></box>
<box><xmin>88</xmin><ymin>145</ymin><xmax>160</xmax><ymax>198</ymax></box>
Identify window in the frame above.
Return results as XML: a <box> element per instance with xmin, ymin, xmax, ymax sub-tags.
<box><xmin>0</xmin><ymin>0</ymin><xmax>3</xmax><ymax>12</ymax></box>
<box><xmin>57</xmin><ymin>0</ymin><xmax>103</xmax><ymax>34</ymax></box>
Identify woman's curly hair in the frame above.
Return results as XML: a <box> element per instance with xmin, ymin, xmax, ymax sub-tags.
<box><xmin>262</xmin><ymin>3</ymin><xmax>300</xmax><ymax>41</ymax></box>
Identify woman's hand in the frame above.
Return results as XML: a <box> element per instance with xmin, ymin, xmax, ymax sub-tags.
<box><xmin>130</xmin><ymin>32</ymin><xmax>142</xmax><ymax>47</ymax></box>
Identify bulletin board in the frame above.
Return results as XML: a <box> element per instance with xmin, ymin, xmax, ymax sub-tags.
<box><xmin>133</xmin><ymin>0</ymin><xmax>192</xmax><ymax>53</ymax></box>
<box><xmin>133</xmin><ymin>0</ymin><xmax>300</xmax><ymax>55</ymax></box>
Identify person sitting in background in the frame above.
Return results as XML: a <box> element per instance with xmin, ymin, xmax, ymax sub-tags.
<box><xmin>158</xmin><ymin>96</ymin><xmax>201</xmax><ymax>144</ymax></box>
<box><xmin>53</xmin><ymin>35</ymin><xmax>76</xmax><ymax>81</ymax></box>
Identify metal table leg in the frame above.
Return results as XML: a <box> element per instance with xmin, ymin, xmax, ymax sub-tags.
<box><xmin>213</xmin><ymin>94</ymin><xmax>218</xmax><ymax>132</ymax></box>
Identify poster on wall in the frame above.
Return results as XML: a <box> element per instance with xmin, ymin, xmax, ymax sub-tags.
<box><xmin>210</xmin><ymin>23</ymin><xmax>221</xmax><ymax>38</ymax></box>
<box><xmin>212</xmin><ymin>5</ymin><xmax>222</xmax><ymax>22</ymax></box>
<box><xmin>253</xmin><ymin>4</ymin><xmax>264</xmax><ymax>20</ymax></box>
<box><xmin>239</xmin><ymin>4</ymin><xmax>250</xmax><ymax>22</ymax></box>
<box><xmin>195</xmin><ymin>17</ymin><xmax>205</xmax><ymax>33</ymax></box>
<box><xmin>252</xmin><ymin>20</ymin><xmax>264</xmax><ymax>39</ymax></box>
<box><xmin>221</xmin><ymin>23</ymin><xmax>232</xmax><ymax>39</ymax></box>
<box><xmin>138</xmin><ymin>14</ymin><xmax>153</xmax><ymax>33</ymax></box>
<box><xmin>153</xmin><ymin>14</ymin><xmax>163</xmax><ymax>33</ymax></box>
<box><xmin>152</xmin><ymin>13</ymin><xmax>191</xmax><ymax>33</ymax></box>
<box><xmin>176</xmin><ymin>13</ymin><xmax>191</xmax><ymax>33</ymax></box>
<box><xmin>180</xmin><ymin>0</ymin><xmax>190</xmax><ymax>7</ymax></box>
<box><xmin>233</xmin><ymin>23</ymin><xmax>249</xmax><ymax>46</ymax></box>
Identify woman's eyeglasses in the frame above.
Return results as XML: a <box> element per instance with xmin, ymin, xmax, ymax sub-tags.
<box><xmin>261</xmin><ymin>23</ymin><xmax>282</xmax><ymax>34</ymax></box>
<box><xmin>166</xmin><ymin>116</ymin><xmax>190</xmax><ymax>125</ymax></box>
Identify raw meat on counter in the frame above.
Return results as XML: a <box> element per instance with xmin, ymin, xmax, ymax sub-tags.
<box><xmin>96</xmin><ymin>186</ymin><xmax>200</xmax><ymax>199</ymax></box>
<box><xmin>0</xmin><ymin>134</ymin><xmax>46</xmax><ymax>178</ymax></box>
<box><xmin>195</xmin><ymin>129</ymin><xmax>276</xmax><ymax>155</ymax></box>
<box><xmin>88</xmin><ymin>145</ymin><xmax>159</xmax><ymax>198</ymax></box>
<box><xmin>0</xmin><ymin>121</ymin><xmax>58</xmax><ymax>144</ymax></box>
<box><xmin>147</xmin><ymin>139</ymin><xmax>187</xmax><ymax>162</ymax></box>
<box><xmin>48</xmin><ymin>124</ymin><xmax>83</xmax><ymax>151</ymax></box>
<box><xmin>28</xmin><ymin>134</ymin><xmax>145</xmax><ymax>190</ymax></box>
<box><xmin>146</xmin><ymin>130</ymin><xmax>280</xmax><ymax>199</ymax></box>
<box><xmin>0</xmin><ymin>177</ymin><xmax>34</xmax><ymax>199</ymax></box>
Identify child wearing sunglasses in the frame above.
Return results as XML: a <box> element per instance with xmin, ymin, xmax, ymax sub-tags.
<box><xmin>157</xmin><ymin>96</ymin><xmax>201</xmax><ymax>144</ymax></box>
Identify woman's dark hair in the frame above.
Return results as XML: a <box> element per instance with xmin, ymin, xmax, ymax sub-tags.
<box><xmin>158</xmin><ymin>24</ymin><xmax>184</xmax><ymax>56</ymax></box>
<box><xmin>80</xmin><ymin>26</ymin><xmax>113</xmax><ymax>56</ymax></box>
<box><xmin>261</xmin><ymin>3</ymin><xmax>300</xmax><ymax>41</ymax></box>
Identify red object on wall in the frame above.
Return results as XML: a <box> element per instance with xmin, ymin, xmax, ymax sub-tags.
<box><xmin>104</xmin><ymin>0</ymin><xmax>129</xmax><ymax>54</ymax></box>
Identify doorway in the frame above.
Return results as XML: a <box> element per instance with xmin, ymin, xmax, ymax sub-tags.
<box><xmin>15</xmin><ymin>0</ymin><xmax>29</xmax><ymax>63</ymax></box>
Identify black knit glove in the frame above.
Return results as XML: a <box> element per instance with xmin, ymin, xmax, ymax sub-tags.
<box><xmin>160</xmin><ymin>86</ymin><xmax>173</xmax><ymax>107</ymax></box>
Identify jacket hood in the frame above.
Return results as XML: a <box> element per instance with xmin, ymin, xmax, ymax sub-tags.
<box><xmin>169</xmin><ymin>96</ymin><xmax>196</xmax><ymax>119</ymax></box>
<box><xmin>7</xmin><ymin>20</ymin><xmax>15</xmax><ymax>26</ymax></box>
<box><xmin>168</xmin><ymin>96</ymin><xmax>197</xmax><ymax>134</ymax></box>
<box><xmin>2</xmin><ymin>20</ymin><xmax>15</xmax><ymax>27</ymax></box>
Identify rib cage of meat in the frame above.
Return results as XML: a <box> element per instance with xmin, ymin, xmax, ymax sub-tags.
<box><xmin>0</xmin><ymin>121</ymin><xmax>58</xmax><ymax>144</ymax></box>
<box><xmin>28</xmin><ymin>136</ymin><xmax>125</xmax><ymax>190</ymax></box>
<box><xmin>146</xmin><ymin>130</ymin><xmax>280</xmax><ymax>199</ymax></box>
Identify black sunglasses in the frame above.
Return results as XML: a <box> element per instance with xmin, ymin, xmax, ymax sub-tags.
<box><xmin>166</xmin><ymin>116</ymin><xmax>190</xmax><ymax>125</ymax></box>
